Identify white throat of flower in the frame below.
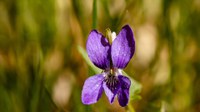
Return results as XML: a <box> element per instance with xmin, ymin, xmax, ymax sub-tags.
<box><xmin>104</xmin><ymin>68</ymin><xmax>122</xmax><ymax>77</ymax></box>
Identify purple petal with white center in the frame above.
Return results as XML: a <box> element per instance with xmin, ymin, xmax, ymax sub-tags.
<box><xmin>111</xmin><ymin>25</ymin><xmax>135</xmax><ymax>69</ymax></box>
<box><xmin>117</xmin><ymin>75</ymin><xmax>131</xmax><ymax>107</ymax></box>
<box><xmin>103</xmin><ymin>77</ymin><xmax>120</xmax><ymax>103</ymax></box>
<box><xmin>81</xmin><ymin>74</ymin><xmax>104</xmax><ymax>104</ymax></box>
<box><xmin>86</xmin><ymin>30</ymin><xmax>111</xmax><ymax>69</ymax></box>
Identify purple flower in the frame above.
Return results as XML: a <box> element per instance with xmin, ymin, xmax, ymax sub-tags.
<box><xmin>81</xmin><ymin>25</ymin><xmax>135</xmax><ymax>107</ymax></box>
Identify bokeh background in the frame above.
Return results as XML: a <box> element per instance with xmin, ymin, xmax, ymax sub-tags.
<box><xmin>0</xmin><ymin>0</ymin><xmax>200</xmax><ymax>112</ymax></box>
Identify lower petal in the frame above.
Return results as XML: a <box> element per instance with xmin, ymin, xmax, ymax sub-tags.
<box><xmin>117</xmin><ymin>75</ymin><xmax>131</xmax><ymax>107</ymax></box>
<box><xmin>103</xmin><ymin>80</ymin><xmax>120</xmax><ymax>103</ymax></box>
<box><xmin>81</xmin><ymin>74</ymin><xmax>104</xmax><ymax>104</ymax></box>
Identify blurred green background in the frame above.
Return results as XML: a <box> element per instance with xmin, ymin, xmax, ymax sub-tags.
<box><xmin>0</xmin><ymin>0</ymin><xmax>200</xmax><ymax>112</ymax></box>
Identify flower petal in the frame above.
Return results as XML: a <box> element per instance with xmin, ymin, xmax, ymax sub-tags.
<box><xmin>86</xmin><ymin>30</ymin><xmax>111</xmax><ymax>69</ymax></box>
<box><xmin>111</xmin><ymin>25</ymin><xmax>135</xmax><ymax>69</ymax></box>
<box><xmin>117</xmin><ymin>75</ymin><xmax>131</xmax><ymax>107</ymax></box>
<box><xmin>103</xmin><ymin>80</ymin><xmax>120</xmax><ymax>103</ymax></box>
<box><xmin>81</xmin><ymin>74</ymin><xmax>104</xmax><ymax>104</ymax></box>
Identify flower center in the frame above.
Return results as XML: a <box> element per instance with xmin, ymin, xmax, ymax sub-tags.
<box><xmin>104</xmin><ymin>68</ymin><xmax>120</xmax><ymax>92</ymax></box>
<box><xmin>105</xmin><ymin>74</ymin><xmax>119</xmax><ymax>92</ymax></box>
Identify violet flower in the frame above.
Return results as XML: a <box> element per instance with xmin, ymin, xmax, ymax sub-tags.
<box><xmin>81</xmin><ymin>25</ymin><xmax>135</xmax><ymax>107</ymax></box>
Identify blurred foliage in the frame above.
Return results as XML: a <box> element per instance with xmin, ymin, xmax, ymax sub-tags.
<box><xmin>0</xmin><ymin>0</ymin><xmax>200</xmax><ymax>112</ymax></box>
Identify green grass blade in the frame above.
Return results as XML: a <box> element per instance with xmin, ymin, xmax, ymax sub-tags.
<box><xmin>77</xmin><ymin>46</ymin><xmax>101</xmax><ymax>74</ymax></box>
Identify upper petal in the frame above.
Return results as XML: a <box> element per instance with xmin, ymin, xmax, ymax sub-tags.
<box><xmin>81</xmin><ymin>74</ymin><xmax>104</xmax><ymax>104</ymax></box>
<box><xmin>111</xmin><ymin>25</ymin><xmax>135</xmax><ymax>69</ymax></box>
<box><xmin>117</xmin><ymin>75</ymin><xmax>131</xmax><ymax>107</ymax></box>
<box><xmin>86</xmin><ymin>30</ymin><xmax>111</xmax><ymax>69</ymax></box>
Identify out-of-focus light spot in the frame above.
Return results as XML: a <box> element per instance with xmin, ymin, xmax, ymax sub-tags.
<box><xmin>154</xmin><ymin>45</ymin><xmax>170</xmax><ymax>85</ymax></box>
<box><xmin>44</xmin><ymin>50</ymin><xmax>63</xmax><ymax>75</ymax></box>
<box><xmin>53</xmin><ymin>71</ymin><xmax>74</xmax><ymax>107</ymax></box>
<box><xmin>136</xmin><ymin>24</ymin><xmax>157</xmax><ymax>67</ymax></box>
